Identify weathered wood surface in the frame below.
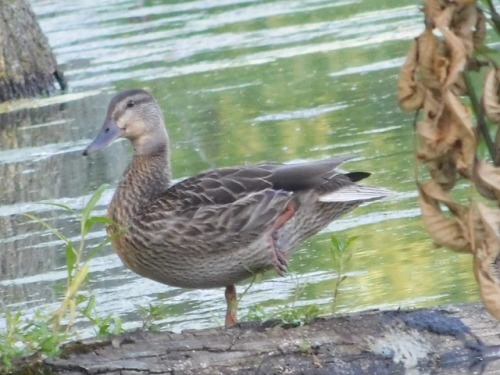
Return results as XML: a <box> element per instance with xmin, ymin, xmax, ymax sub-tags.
<box><xmin>44</xmin><ymin>303</ymin><xmax>500</xmax><ymax>375</ymax></box>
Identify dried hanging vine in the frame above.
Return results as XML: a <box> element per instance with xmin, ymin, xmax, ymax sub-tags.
<box><xmin>397</xmin><ymin>0</ymin><xmax>500</xmax><ymax>319</ymax></box>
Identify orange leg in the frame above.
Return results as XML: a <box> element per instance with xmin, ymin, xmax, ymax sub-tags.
<box><xmin>225</xmin><ymin>285</ymin><xmax>238</xmax><ymax>328</ymax></box>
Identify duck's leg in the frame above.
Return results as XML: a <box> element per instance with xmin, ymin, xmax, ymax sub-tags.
<box><xmin>225</xmin><ymin>285</ymin><xmax>238</xmax><ymax>328</ymax></box>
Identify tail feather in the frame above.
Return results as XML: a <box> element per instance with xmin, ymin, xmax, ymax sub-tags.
<box><xmin>318</xmin><ymin>185</ymin><xmax>391</xmax><ymax>203</ymax></box>
<box><xmin>345</xmin><ymin>171</ymin><xmax>371</xmax><ymax>182</ymax></box>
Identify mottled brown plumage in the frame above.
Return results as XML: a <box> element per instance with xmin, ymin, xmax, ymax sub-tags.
<box><xmin>83</xmin><ymin>89</ymin><xmax>389</xmax><ymax>327</ymax></box>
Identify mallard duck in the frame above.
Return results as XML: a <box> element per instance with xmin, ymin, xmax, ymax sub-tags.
<box><xmin>83</xmin><ymin>89</ymin><xmax>389</xmax><ymax>328</ymax></box>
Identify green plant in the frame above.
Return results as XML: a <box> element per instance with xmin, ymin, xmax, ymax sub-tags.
<box><xmin>330</xmin><ymin>235</ymin><xmax>358</xmax><ymax>312</ymax></box>
<box><xmin>245</xmin><ymin>303</ymin><xmax>321</xmax><ymax>326</ymax></box>
<box><xmin>244</xmin><ymin>235</ymin><xmax>359</xmax><ymax>326</ymax></box>
<box><xmin>81</xmin><ymin>296</ymin><xmax>124</xmax><ymax>337</ymax></box>
<box><xmin>24</xmin><ymin>184</ymin><xmax>113</xmax><ymax>330</ymax></box>
<box><xmin>0</xmin><ymin>309</ymin><xmax>30</xmax><ymax>369</ymax></box>
<box><xmin>0</xmin><ymin>184</ymin><xmax>114</xmax><ymax>371</ymax></box>
<box><xmin>0</xmin><ymin>309</ymin><xmax>67</xmax><ymax>370</ymax></box>
<box><xmin>299</xmin><ymin>340</ymin><xmax>313</xmax><ymax>355</ymax></box>
<box><xmin>244</xmin><ymin>275</ymin><xmax>321</xmax><ymax>326</ymax></box>
<box><xmin>136</xmin><ymin>303</ymin><xmax>170</xmax><ymax>332</ymax></box>
<box><xmin>245</xmin><ymin>305</ymin><xmax>268</xmax><ymax>322</ymax></box>
<box><xmin>275</xmin><ymin>304</ymin><xmax>321</xmax><ymax>326</ymax></box>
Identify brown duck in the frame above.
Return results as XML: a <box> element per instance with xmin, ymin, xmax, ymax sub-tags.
<box><xmin>83</xmin><ymin>89</ymin><xmax>389</xmax><ymax>328</ymax></box>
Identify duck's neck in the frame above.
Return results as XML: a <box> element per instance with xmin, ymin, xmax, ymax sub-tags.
<box><xmin>109</xmin><ymin>149</ymin><xmax>171</xmax><ymax>227</ymax></box>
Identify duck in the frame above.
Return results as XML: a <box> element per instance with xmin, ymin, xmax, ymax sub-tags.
<box><xmin>83</xmin><ymin>89</ymin><xmax>389</xmax><ymax>328</ymax></box>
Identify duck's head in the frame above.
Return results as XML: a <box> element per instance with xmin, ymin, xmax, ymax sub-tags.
<box><xmin>83</xmin><ymin>89</ymin><xmax>168</xmax><ymax>156</ymax></box>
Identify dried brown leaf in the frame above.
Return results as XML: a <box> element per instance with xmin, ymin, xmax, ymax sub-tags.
<box><xmin>418</xmin><ymin>30</ymin><xmax>443</xmax><ymax>90</ymax></box>
<box><xmin>451</xmin><ymin>75</ymin><xmax>467</xmax><ymax>96</ymax></box>
<box><xmin>444</xmin><ymin>91</ymin><xmax>476</xmax><ymax>174</ymax></box>
<box><xmin>450</xmin><ymin>4</ymin><xmax>477</xmax><ymax>55</ymax></box>
<box><xmin>433</xmin><ymin>2</ymin><xmax>456</xmax><ymax>29</ymax></box>
<box><xmin>416</xmin><ymin>109</ymin><xmax>458</xmax><ymax>190</ymax></box>
<box><xmin>420</xmin><ymin>179</ymin><xmax>466</xmax><ymax>214</ymax></box>
<box><xmin>473</xmin><ymin>8</ymin><xmax>487</xmax><ymax>48</ymax></box>
<box><xmin>496</xmin><ymin>127</ymin><xmax>500</xmax><ymax>166</ymax></box>
<box><xmin>416</xmin><ymin>109</ymin><xmax>456</xmax><ymax>162</ymax></box>
<box><xmin>418</xmin><ymin>180</ymin><xmax>471</xmax><ymax>252</ymax></box>
<box><xmin>423</xmin><ymin>88</ymin><xmax>444</xmax><ymax>120</ymax></box>
<box><xmin>398</xmin><ymin>41</ymin><xmax>425</xmax><ymax>111</ymax></box>
<box><xmin>475</xmin><ymin>204</ymin><xmax>500</xmax><ymax>248</ymax></box>
<box><xmin>473</xmin><ymin>204</ymin><xmax>500</xmax><ymax>320</ymax></box>
<box><xmin>433</xmin><ymin>53</ymin><xmax>450</xmax><ymax>88</ymax></box>
<box><xmin>416</xmin><ymin>99</ymin><xmax>475</xmax><ymax>175</ymax></box>
<box><xmin>484</xmin><ymin>67</ymin><xmax>500</xmax><ymax>124</ymax></box>
<box><xmin>416</xmin><ymin>120</ymin><xmax>440</xmax><ymax>161</ymax></box>
<box><xmin>474</xmin><ymin>257</ymin><xmax>500</xmax><ymax>320</ymax></box>
<box><xmin>472</xmin><ymin>159</ymin><xmax>500</xmax><ymax>201</ymax></box>
<box><xmin>424</xmin><ymin>0</ymin><xmax>450</xmax><ymax>28</ymax></box>
<box><xmin>454</xmin><ymin>0</ymin><xmax>477</xmax><ymax>5</ymax></box>
<box><xmin>438</xmin><ymin>26</ymin><xmax>467</xmax><ymax>88</ymax></box>
<box><xmin>427</xmin><ymin>151</ymin><xmax>458</xmax><ymax>190</ymax></box>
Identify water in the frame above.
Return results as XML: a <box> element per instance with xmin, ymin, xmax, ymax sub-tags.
<box><xmin>0</xmin><ymin>0</ymin><xmax>480</xmax><ymax>336</ymax></box>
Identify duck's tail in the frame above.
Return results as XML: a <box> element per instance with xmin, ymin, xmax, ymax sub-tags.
<box><xmin>318</xmin><ymin>185</ymin><xmax>392</xmax><ymax>203</ymax></box>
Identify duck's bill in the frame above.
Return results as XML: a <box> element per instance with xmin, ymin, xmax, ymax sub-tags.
<box><xmin>83</xmin><ymin>119</ymin><xmax>124</xmax><ymax>156</ymax></box>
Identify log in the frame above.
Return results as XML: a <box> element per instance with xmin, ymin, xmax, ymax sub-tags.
<box><xmin>41</xmin><ymin>302</ymin><xmax>500</xmax><ymax>375</ymax></box>
<box><xmin>0</xmin><ymin>0</ymin><xmax>66</xmax><ymax>102</ymax></box>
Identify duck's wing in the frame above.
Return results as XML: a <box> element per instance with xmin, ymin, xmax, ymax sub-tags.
<box><xmin>162</xmin><ymin>155</ymin><xmax>362</xmax><ymax>207</ymax></box>
<box><xmin>136</xmin><ymin>187</ymin><xmax>294</xmax><ymax>250</ymax></box>
<box><xmin>139</xmin><ymin>166</ymin><xmax>289</xmax><ymax>246</ymax></box>
<box><xmin>162</xmin><ymin>166</ymin><xmax>276</xmax><ymax>207</ymax></box>
<box><xmin>135</xmin><ymin>156</ymin><xmax>383</xmax><ymax>250</ymax></box>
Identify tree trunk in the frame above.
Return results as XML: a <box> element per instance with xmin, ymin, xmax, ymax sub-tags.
<box><xmin>0</xmin><ymin>0</ymin><xmax>66</xmax><ymax>102</ymax></box>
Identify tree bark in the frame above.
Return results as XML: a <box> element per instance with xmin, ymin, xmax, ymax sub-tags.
<box><xmin>0</xmin><ymin>0</ymin><xmax>66</xmax><ymax>102</ymax></box>
<box><xmin>38</xmin><ymin>303</ymin><xmax>500</xmax><ymax>375</ymax></box>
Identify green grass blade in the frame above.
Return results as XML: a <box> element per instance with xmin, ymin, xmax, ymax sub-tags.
<box><xmin>83</xmin><ymin>215</ymin><xmax>112</xmax><ymax>236</ymax></box>
<box><xmin>330</xmin><ymin>235</ymin><xmax>340</xmax><ymax>251</ymax></box>
<box><xmin>65</xmin><ymin>243</ymin><xmax>77</xmax><ymax>281</ymax></box>
<box><xmin>87</xmin><ymin>238</ymin><xmax>111</xmax><ymax>259</ymax></box>
<box><xmin>36</xmin><ymin>202</ymin><xmax>76</xmax><ymax>214</ymax></box>
<box><xmin>344</xmin><ymin>235</ymin><xmax>359</xmax><ymax>250</ymax></box>
<box><xmin>82</xmin><ymin>296</ymin><xmax>96</xmax><ymax>318</ymax></box>
<box><xmin>68</xmin><ymin>264</ymin><xmax>90</xmax><ymax>297</ymax></box>
<box><xmin>81</xmin><ymin>184</ymin><xmax>108</xmax><ymax>234</ymax></box>
<box><xmin>24</xmin><ymin>213</ymin><xmax>70</xmax><ymax>245</ymax></box>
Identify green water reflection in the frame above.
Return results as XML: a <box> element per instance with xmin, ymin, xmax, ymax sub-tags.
<box><xmin>0</xmin><ymin>0</ymin><xmax>480</xmax><ymax>332</ymax></box>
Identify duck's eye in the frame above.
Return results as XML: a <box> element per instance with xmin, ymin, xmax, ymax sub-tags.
<box><xmin>126</xmin><ymin>100</ymin><xmax>135</xmax><ymax>108</ymax></box>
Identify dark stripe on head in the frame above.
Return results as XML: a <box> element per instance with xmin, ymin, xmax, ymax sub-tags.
<box><xmin>107</xmin><ymin>89</ymin><xmax>155</xmax><ymax>119</ymax></box>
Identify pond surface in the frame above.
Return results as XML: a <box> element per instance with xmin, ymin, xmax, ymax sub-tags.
<box><xmin>0</xmin><ymin>0</ymin><xmax>480</xmax><ymax>336</ymax></box>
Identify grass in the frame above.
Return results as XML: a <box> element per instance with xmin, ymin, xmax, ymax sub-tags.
<box><xmin>244</xmin><ymin>234</ymin><xmax>357</xmax><ymax>326</ymax></box>
<box><xmin>23</xmin><ymin>184</ymin><xmax>112</xmax><ymax>331</ymax></box>
<box><xmin>81</xmin><ymin>296</ymin><xmax>124</xmax><ymax>337</ymax></box>
<box><xmin>330</xmin><ymin>235</ymin><xmax>357</xmax><ymax>312</ymax></box>
<box><xmin>0</xmin><ymin>310</ymin><xmax>67</xmax><ymax>370</ymax></box>
<box><xmin>136</xmin><ymin>303</ymin><xmax>170</xmax><ymax>332</ymax></box>
<box><xmin>0</xmin><ymin>185</ymin><xmax>170</xmax><ymax>373</ymax></box>
<box><xmin>0</xmin><ymin>185</ymin><xmax>118</xmax><ymax>372</ymax></box>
